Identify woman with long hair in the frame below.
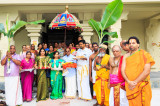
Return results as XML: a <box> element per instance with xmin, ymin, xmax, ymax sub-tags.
<box><xmin>37</xmin><ymin>43</ymin><xmax>43</xmax><ymax>55</ymax></box>
<box><xmin>20</xmin><ymin>51</ymin><xmax>34</xmax><ymax>102</ymax></box>
<box><xmin>49</xmin><ymin>51</ymin><xmax>64</xmax><ymax>99</ymax></box>
<box><xmin>35</xmin><ymin>48</ymin><xmax>50</xmax><ymax>102</ymax></box>
<box><xmin>47</xmin><ymin>45</ymin><xmax>54</xmax><ymax>59</ymax></box>
<box><xmin>46</xmin><ymin>45</ymin><xmax>54</xmax><ymax>87</ymax></box>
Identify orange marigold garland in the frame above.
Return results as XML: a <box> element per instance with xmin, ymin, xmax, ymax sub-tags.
<box><xmin>62</xmin><ymin>62</ymin><xmax>77</xmax><ymax>69</ymax></box>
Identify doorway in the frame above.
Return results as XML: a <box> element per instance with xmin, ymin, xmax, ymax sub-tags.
<box><xmin>41</xmin><ymin>23</ymin><xmax>80</xmax><ymax>46</ymax></box>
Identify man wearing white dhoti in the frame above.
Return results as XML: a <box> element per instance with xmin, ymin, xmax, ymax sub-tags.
<box><xmin>62</xmin><ymin>48</ymin><xmax>77</xmax><ymax>99</ymax></box>
<box><xmin>1</xmin><ymin>45</ymin><xmax>23</xmax><ymax>106</ymax></box>
<box><xmin>76</xmin><ymin>40</ymin><xmax>92</xmax><ymax>101</ymax></box>
<box><xmin>109</xmin><ymin>45</ymin><xmax>129</xmax><ymax>106</ymax></box>
<box><xmin>89</xmin><ymin>42</ymin><xmax>99</xmax><ymax>99</ymax></box>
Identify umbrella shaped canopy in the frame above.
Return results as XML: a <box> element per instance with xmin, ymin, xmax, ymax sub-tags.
<box><xmin>49</xmin><ymin>6</ymin><xmax>83</xmax><ymax>33</ymax></box>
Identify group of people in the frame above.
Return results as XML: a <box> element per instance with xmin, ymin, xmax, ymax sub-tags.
<box><xmin>1</xmin><ymin>35</ymin><xmax>155</xmax><ymax>106</ymax></box>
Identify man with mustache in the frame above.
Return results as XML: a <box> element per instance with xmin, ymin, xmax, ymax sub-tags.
<box><xmin>121</xmin><ymin>36</ymin><xmax>155</xmax><ymax>106</ymax></box>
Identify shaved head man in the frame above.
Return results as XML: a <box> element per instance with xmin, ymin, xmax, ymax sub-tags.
<box><xmin>120</xmin><ymin>40</ymin><xmax>130</xmax><ymax>53</ymax></box>
<box><xmin>112</xmin><ymin>45</ymin><xmax>122</xmax><ymax>58</ymax></box>
<box><xmin>109</xmin><ymin>45</ymin><xmax>129</xmax><ymax>106</ymax></box>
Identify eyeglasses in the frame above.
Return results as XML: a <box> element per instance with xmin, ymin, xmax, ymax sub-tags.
<box><xmin>66</xmin><ymin>51</ymin><xmax>70</xmax><ymax>52</ymax></box>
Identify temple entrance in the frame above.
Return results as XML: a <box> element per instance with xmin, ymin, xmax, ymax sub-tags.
<box><xmin>41</xmin><ymin>23</ymin><xmax>80</xmax><ymax>46</ymax></box>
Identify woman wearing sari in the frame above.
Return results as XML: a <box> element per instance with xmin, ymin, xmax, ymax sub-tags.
<box><xmin>49</xmin><ymin>51</ymin><xmax>65</xmax><ymax>99</ymax></box>
<box><xmin>69</xmin><ymin>43</ymin><xmax>76</xmax><ymax>54</ymax></box>
<box><xmin>35</xmin><ymin>48</ymin><xmax>50</xmax><ymax>102</ymax></box>
<box><xmin>20</xmin><ymin>51</ymin><xmax>34</xmax><ymax>102</ymax></box>
<box><xmin>37</xmin><ymin>43</ymin><xmax>43</xmax><ymax>54</ymax></box>
<box><xmin>47</xmin><ymin>45</ymin><xmax>54</xmax><ymax>59</ymax></box>
<box><xmin>46</xmin><ymin>45</ymin><xmax>54</xmax><ymax>87</ymax></box>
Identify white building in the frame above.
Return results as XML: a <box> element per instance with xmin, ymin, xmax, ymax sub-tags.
<box><xmin>0</xmin><ymin>0</ymin><xmax>160</xmax><ymax>82</ymax></box>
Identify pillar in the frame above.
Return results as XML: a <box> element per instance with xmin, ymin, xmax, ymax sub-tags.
<box><xmin>26</xmin><ymin>24</ymin><xmax>42</xmax><ymax>50</ymax></box>
<box><xmin>79</xmin><ymin>12</ymin><xmax>94</xmax><ymax>43</ymax></box>
<box><xmin>26</xmin><ymin>13</ymin><xmax>43</xmax><ymax>49</ymax></box>
<box><xmin>108</xmin><ymin>11</ymin><xmax>129</xmax><ymax>56</ymax></box>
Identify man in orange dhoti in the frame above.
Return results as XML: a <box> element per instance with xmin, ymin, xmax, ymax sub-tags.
<box><xmin>93</xmin><ymin>44</ymin><xmax>110</xmax><ymax>106</ymax></box>
<box><xmin>121</xmin><ymin>36</ymin><xmax>155</xmax><ymax>106</ymax></box>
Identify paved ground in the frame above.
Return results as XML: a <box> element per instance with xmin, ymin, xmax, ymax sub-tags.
<box><xmin>20</xmin><ymin>88</ymin><xmax>160</xmax><ymax>106</ymax></box>
<box><xmin>0</xmin><ymin>72</ymin><xmax>160</xmax><ymax>106</ymax></box>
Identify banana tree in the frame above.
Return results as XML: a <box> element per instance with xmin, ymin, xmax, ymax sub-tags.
<box><xmin>88</xmin><ymin>0</ymin><xmax>123</xmax><ymax>45</ymax></box>
<box><xmin>0</xmin><ymin>15</ymin><xmax>45</xmax><ymax>73</ymax></box>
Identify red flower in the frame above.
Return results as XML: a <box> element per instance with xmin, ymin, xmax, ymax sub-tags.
<box><xmin>42</xmin><ymin>67</ymin><xmax>45</xmax><ymax>69</ymax></box>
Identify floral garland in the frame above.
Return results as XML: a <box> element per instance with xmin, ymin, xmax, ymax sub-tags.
<box><xmin>62</xmin><ymin>62</ymin><xmax>77</xmax><ymax>69</ymax></box>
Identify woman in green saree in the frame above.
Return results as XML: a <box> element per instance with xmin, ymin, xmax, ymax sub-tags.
<box><xmin>47</xmin><ymin>45</ymin><xmax>54</xmax><ymax>59</ymax></box>
<box><xmin>46</xmin><ymin>45</ymin><xmax>54</xmax><ymax>87</ymax></box>
<box><xmin>35</xmin><ymin>48</ymin><xmax>50</xmax><ymax>102</ymax></box>
<box><xmin>49</xmin><ymin>51</ymin><xmax>64</xmax><ymax>99</ymax></box>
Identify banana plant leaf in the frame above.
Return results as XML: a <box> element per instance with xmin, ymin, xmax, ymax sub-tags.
<box><xmin>10</xmin><ymin>20</ymin><xmax>45</xmax><ymax>34</ymax></box>
<box><xmin>103</xmin><ymin>31</ymin><xmax>118</xmax><ymax>38</ymax></box>
<box><xmin>0</xmin><ymin>20</ymin><xmax>45</xmax><ymax>38</ymax></box>
<box><xmin>9</xmin><ymin>21</ymin><xmax>27</xmax><ymax>34</ymax></box>
<box><xmin>0</xmin><ymin>16</ymin><xmax>45</xmax><ymax>73</ymax></box>
<box><xmin>88</xmin><ymin>19</ymin><xmax>101</xmax><ymax>36</ymax></box>
<box><xmin>103</xmin><ymin>40</ymin><xmax>115</xmax><ymax>44</ymax></box>
<box><xmin>88</xmin><ymin>0</ymin><xmax>123</xmax><ymax>45</ymax></box>
<box><xmin>101</xmin><ymin>0</ymin><xmax>123</xmax><ymax>30</ymax></box>
<box><xmin>28</xmin><ymin>20</ymin><xmax>45</xmax><ymax>25</ymax></box>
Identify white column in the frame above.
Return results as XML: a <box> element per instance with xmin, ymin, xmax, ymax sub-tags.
<box><xmin>79</xmin><ymin>13</ymin><xmax>94</xmax><ymax>43</ymax></box>
<box><xmin>108</xmin><ymin>11</ymin><xmax>129</xmax><ymax>56</ymax></box>
<box><xmin>81</xmin><ymin>22</ymin><xmax>94</xmax><ymax>43</ymax></box>
<box><xmin>108</xmin><ymin>19</ymin><xmax>122</xmax><ymax>56</ymax></box>
<box><xmin>26</xmin><ymin>24</ymin><xmax>42</xmax><ymax>50</ymax></box>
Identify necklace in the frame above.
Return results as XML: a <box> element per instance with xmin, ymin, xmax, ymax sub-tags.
<box><xmin>25</xmin><ymin>58</ymin><xmax>29</xmax><ymax>63</ymax></box>
<box><xmin>111</xmin><ymin>57</ymin><xmax>121</xmax><ymax>68</ymax></box>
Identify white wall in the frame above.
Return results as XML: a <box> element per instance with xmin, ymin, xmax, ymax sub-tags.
<box><xmin>14</xmin><ymin>27</ymin><xmax>30</xmax><ymax>54</ymax></box>
<box><xmin>145</xmin><ymin>19</ymin><xmax>160</xmax><ymax>72</ymax></box>
<box><xmin>121</xmin><ymin>20</ymin><xmax>145</xmax><ymax>49</ymax></box>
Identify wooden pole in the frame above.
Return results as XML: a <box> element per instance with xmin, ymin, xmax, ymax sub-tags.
<box><xmin>64</xmin><ymin>28</ymin><xmax>66</xmax><ymax>44</ymax></box>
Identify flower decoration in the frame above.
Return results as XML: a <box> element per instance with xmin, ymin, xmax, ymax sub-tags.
<box><xmin>62</xmin><ymin>62</ymin><xmax>77</xmax><ymax>69</ymax></box>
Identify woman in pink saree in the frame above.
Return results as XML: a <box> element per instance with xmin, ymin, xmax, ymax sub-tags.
<box><xmin>20</xmin><ymin>51</ymin><xmax>34</xmax><ymax>102</ymax></box>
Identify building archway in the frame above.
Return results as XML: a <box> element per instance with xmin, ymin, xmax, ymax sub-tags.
<box><xmin>41</xmin><ymin>23</ymin><xmax>80</xmax><ymax>46</ymax></box>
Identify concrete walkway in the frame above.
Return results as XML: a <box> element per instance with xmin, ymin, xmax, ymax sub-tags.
<box><xmin>22</xmin><ymin>88</ymin><xmax>160</xmax><ymax>106</ymax></box>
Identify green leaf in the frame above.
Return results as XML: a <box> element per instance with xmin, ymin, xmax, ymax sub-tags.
<box><xmin>97</xmin><ymin>22</ymin><xmax>102</xmax><ymax>30</ymax></box>
<box><xmin>10</xmin><ymin>32</ymin><xmax>14</xmax><ymax>38</ymax></box>
<box><xmin>103</xmin><ymin>31</ymin><xmax>118</xmax><ymax>38</ymax></box>
<box><xmin>103</xmin><ymin>40</ymin><xmax>115</xmax><ymax>44</ymax></box>
<box><xmin>10</xmin><ymin>21</ymin><xmax>27</xmax><ymax>34</ymax></box>
<box><xmin>88</xmin><ymin>19</ymin><xmax>101</xmax><ymax>36</ymax></box>
<box><xmin>6</xmin><ymin>14</ymin><xmax>9</xmax><ymax>32</ymax></box>
<box><xmin>7</xmin><ymin>30</ymin><xmax>14</xmax><ymax>38</ymax></box>
<box><xmin>9</xmin><ymin>20</ymin><xmax>45</xmax><ymax>35</ymax></box>
<box><xmin>27</xmin><ymin>20</ymin><xmax>45</xmax><ymax>24</ymax></box>
<box><xmin>101</xmin><ymin>0</ymin><xmax>123</xmax><ymax>30</ymax></box>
